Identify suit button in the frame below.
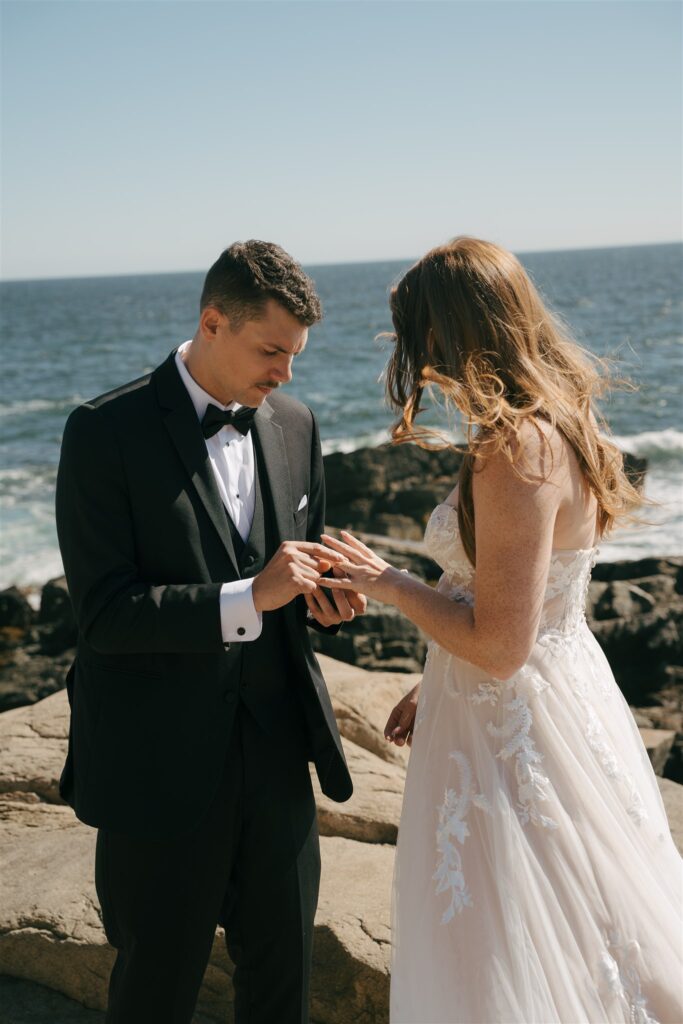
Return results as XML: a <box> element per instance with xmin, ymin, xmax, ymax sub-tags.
<box><xmin>237</xmin><ymin>627</ymin><xmax>246</xmax><ymax>636</ymax></box>
<box><xmin>245</xmin><ymin>554</ymin><xmax>256</xmax><ymax>567</ymax></box>
<box><xmin>223</xmin><ymin>691</ymin><xmax>236</xmax><ymax>704</ymax></box>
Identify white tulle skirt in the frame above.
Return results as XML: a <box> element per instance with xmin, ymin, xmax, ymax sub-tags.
<box><xmin>391</xmin><ymin>622</ymin><xmax>683</xmax><ymax>1024</ymax></box>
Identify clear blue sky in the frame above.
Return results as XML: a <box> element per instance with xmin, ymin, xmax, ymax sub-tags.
<box><xmin>2</xmin><ymin>0</ymin><xmax>681</xmax><ymax>280</ymax></box>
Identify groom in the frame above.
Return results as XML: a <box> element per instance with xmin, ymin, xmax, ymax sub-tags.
<box><xmin>55</xmin><ymin>240</ymin><xmax>364</xmax><ymax>1023</ymax></box>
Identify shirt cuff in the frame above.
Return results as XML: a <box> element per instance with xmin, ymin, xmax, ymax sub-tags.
<box><xmin>219</xmin><ymin>579</ymin><xmax>263</xmax><ymax>643</ymax></box>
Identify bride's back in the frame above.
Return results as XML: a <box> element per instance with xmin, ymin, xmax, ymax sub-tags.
<box><xmin>534</xmin><ymin>420</ymin><xmax>599</xmax><ymax>552</ymax></box>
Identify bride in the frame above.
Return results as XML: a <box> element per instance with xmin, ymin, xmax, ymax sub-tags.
<box><xmin>321</xmin><ymin>238</ymin><xmax>682</xmax><ymax>1023</ymax></box>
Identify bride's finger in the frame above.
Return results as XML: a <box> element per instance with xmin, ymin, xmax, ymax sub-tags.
<box><xmin>318</xmin><ymin>577</ymin><xmax>355</xmax><ymax>590</ymax></box>
<box><xmin>320</xmin><ymin>534</ymin><xmax>368</xmax><ymax>566</ymax></box>
<box><xmin>339</xmin><ymin>530</ymin><xmax>376</xmax><ymax>557</ymax></box>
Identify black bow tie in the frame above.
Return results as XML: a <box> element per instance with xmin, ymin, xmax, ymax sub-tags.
<box><xmin>201</xmin><ymin>403</ymin><xmax>257</xmax><ymax>439</ymax></box>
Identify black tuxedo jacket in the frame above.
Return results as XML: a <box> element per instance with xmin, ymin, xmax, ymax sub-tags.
<box><xmin>55</xmin><ymin>350</ymin><xmax>353</xmax><ymax>838</ymax></box>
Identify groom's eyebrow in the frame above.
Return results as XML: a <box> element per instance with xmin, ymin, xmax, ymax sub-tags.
<box><xmin>271</xmin><ymin>341</ymin><xmax>307</xmax><ymax>356</ymax></box>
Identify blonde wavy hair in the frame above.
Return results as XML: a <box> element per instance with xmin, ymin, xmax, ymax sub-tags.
<box><xmin>385</xmin><ymin>237</ymin><xmax>643</xmax><ymax>566</ymax></box>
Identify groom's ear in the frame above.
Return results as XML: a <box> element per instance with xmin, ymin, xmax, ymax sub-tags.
<box><xmin>199</xmin><ymin>305</ymin><xmax>223</xmax><ymax>340</ymax></box>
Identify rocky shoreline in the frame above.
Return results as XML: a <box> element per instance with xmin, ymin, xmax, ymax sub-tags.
<box><xmin>0</xmin><ymin>443</ymin><xmax>681</xmax><ymax>781</ymax></box>
<box><xmin>7</xmin><ymin>551</ymin><xmax>679</xmax><ymax>779</ymax></box>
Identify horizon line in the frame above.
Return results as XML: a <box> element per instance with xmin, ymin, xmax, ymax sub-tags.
<box><xmin>1</xmin><ymin>238</ymin><xmax>681</xmax><ymax>285</ymax></box>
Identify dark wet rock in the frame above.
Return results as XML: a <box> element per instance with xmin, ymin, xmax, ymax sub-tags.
<box><xmin>311</xmin><ymin>599</ymin><xmax>428</xmax><ymax>674</ymax></box>
<box><xmin>632</xmin><ymin>706</ymin><xmax>683</xmax><ymax>783</ymax></box>
<box><xmin>0</xmin><ymin>649</ymin><xmax>74</xmax><ymax>714</ymax></box>
<box><xmin>324</xmin><ymin>443</ymin><xmax>463</xmax><ymax>539</ymax></box>
<box><xmin>323</xmin><ymin>443</ymin><xmax>647</xmax><ymax>542</ymax></box>
<box><xmin>591</xmin><ymin>557</ymin><xmax>683</xmax><ymax>588</ymax></box>
<box><xmin>0</xmin><ymin>589</ymin><xmax>36</xmax><ymax>664</ymax></box>
<box><xmin>586</xmin><ymin>560</ymin><xmax>683</xmax><ymax>705</ymax></box>
<box><xmin>622</xmin><ymin>451</ymin><xmax>648</xmax><ymax>489</ymax></box>
<box><xmin>38</xmin><ymin>576</ymin><xmax>77</xmax><ymax>655</ymax></box>
<box><xmin>0</xmin><ymin>588</ymin><xmax>34</xmax><ymax>632</ymax></box>
<box><xmin>0</xmin><ymin>577</ymin><xmax>75</xmax><ymax>713</ymax></box>
<box><xmin>592</xmin><ymin>580</ymin><xmax>656</xmax><ymax>620</ymax></box>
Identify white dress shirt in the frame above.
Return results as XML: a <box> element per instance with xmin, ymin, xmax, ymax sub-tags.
<box><xmin>175</xmin><ymin>341</ymin><xmax>262</xmax><ymax>643</ymax></box>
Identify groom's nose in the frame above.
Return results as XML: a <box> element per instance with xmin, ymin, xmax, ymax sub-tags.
<box><xmin>272</xmin><ymin>355</ymin><xmax>294</xmax><ymax>384</ymax></box>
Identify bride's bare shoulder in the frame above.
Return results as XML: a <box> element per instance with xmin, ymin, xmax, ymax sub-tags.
<box><xmin>474</xmin><ymin>418</ymin><xmax>570</xmax><ymax>486</ymax></box>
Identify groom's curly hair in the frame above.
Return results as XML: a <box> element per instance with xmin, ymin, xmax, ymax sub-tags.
<box><xmin>200</xmin><ymin>240</ymin><xmax>322</xmax><ymax>328</ymax></box>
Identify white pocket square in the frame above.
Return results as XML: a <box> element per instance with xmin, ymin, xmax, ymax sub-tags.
<box><xmin>297</xmin><ymin>494</ymin><xmax>308</xmax><ymax>512</ymax></box>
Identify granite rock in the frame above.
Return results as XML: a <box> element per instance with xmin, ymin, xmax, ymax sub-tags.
<box><xmin>313</xmin><ymin>737</ymin><xmax>405</xmax><ymax>844</ymax></box>
<box><xmin>0</xmin><ymin>795</ymin><xmax>393</xmax><ymax>1024</ymax></box>
<box><xmin>319</xmin><ymin>654</ymin><xmax>417</xmax><ymax>766</ymax></box>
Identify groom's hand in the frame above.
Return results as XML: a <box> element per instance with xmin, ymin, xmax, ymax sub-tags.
<box><xmin>252</xmin><ymin>542</ymin><xmax>343</xmax><ymax>613</ymax></box>
<box><xmin>304</xmin><ymin>565</ymin><xmax>368</xmax><ymax>627</ymax></box>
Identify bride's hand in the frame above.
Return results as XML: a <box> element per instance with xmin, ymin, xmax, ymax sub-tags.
<box><xmin>384</xmin><ymin>683</ymin><xmax>421</xmax><ymax>747</ymax></box>
<box><xmin>318</xmin><ymin>531</ymin><xmax>407</xmax><ymax>605</ymax></box>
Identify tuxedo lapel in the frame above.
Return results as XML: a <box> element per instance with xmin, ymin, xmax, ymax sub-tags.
<box><xmin>252</xmin><ymin>401</ymin><xmax>294</xmax><ymax>545</ymax></box>
<box><xmin>153</xmin><ymin>352</ymin><xmax>240</xmax><ymax>576</ymax></box>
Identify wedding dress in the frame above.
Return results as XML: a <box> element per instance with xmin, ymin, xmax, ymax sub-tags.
<box><xmin>391</xmin><ymin>502</ymin><xmax>683</xmax><ymax>1024</ymax></box>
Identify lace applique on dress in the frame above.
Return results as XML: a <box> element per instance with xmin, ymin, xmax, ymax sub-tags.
<box><xmin>579</xmin><ymin>695</ymin><xmax>648</xmax><ymax>825</ymax></box>
<box><xmin>487</xmin><ymin>666</ymin><xmax>559</xmax><ymax>830</ymax></box>
<box><xmin>434</xmin><ymin>751</ymin><xmax>492</xmax><ymax>923</ymax></box>
<box><xmin>470</xmin><ymin>681</ymin><xmax>499</xmax><ymax>705</ymax></box>
<box><xmin>424</xmin><ymin>639</ymin><xmax>461</xmax><ymax>698</ymax></box>
<box><xmin>547</xmin><ymin>633</ymin><xmax>648</xmax><ymax>825</ymax></box>
<box><xmin>599</xmin><ymin>935</ymin><xmax>660</xmax><ymax>1024</ymax></box>
<box><xmin>424</xmin><ymin>504</ymin><xmax>475</xmax><ymax>588</ymax></box>
<box><xmin>538</xmin><ymin>547</ymin><xmax>598</xmax><ymax>637</ymax></box>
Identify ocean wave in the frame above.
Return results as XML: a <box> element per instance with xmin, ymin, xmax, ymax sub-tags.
<box><xmin>322</xmin><ymin>428</ymin><xmax>392</xmax><ymax>455</ymax></box>
<box><xmin>611</xmin><ymin>427</ymin><xmax>683</xmax><ymax>460</ymax></box>
<box><xmin>0</xmin><ymin>467</ymin><xmax>57</xmax><ymax>499</ymax></box>
<box><xmin>0</xmin><ymin>396</ymin><xmax>84</xmax><ymax>418</ymax></box>
<box><xmin>323</xmin><ymin>426</ymin><xmax>683</xmax><ymax>462</ymax></box>
<box><xmin>321</xmin><ymin>424</ymin><xmax>469</xmax><ymax>455</ymax></box>
<box><xmin>0</xmin><ymin>545</ymin><xmax>64</xmax><ymax>590</ymax></box>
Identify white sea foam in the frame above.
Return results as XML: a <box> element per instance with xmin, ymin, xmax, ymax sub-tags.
<box><xmin>0</xmin><ymin>466</ymin><xmax>57</xmax><ymax>506</ymax></box>
<box><xmin>611</xmin><ymin>427</ymin><xmax>683</xmax><ymax>460</ymax></box>
<box><xmin>322</xmin><ymin>428</ymin><xmax>392</xmax><ymax>454</ymax></box>
<box><xmin>0</xmin><ymin>546</ymin><xmax>65</xmax><ymax>591</ymax></box>
<box><xmin>0</xmin><ymin>395</ymin><xmax>85</xmax><ymax>418</ymax></box>
<box><xmin>321</xmin><ymin>424</ymin><xmax>469</xmax><ymax>455</ymax></box>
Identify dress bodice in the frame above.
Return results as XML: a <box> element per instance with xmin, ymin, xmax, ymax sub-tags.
<box><xmin>423</xmin><ymin>502</ymin><xmax>598</xmax><ymax>637</ymax></box>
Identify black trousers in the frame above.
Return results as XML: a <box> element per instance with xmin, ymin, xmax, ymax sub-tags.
<box><xmin>95</xmin><ymin>705</ymin><xmax>321</xmax><ymax>1024</ymax></box>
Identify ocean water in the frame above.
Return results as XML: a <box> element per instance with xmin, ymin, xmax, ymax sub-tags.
<box><xmin>1</xmin><ymin>243</ymin><xmax>681</xmax><ymax>589</ymax></box>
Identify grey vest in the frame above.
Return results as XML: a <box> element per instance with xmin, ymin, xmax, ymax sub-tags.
<box><xmin>225</xmin><ymin>437</ymin><xmax>308</xmax><ymax>745</ymax></box>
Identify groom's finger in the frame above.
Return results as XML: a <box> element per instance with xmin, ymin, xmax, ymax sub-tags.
<box><xmin>295</xmin><ymin>552</ymin><xmax>330</xmax><ymax>571</ymax></box>
<box><xmin>304</xmin><ymin>589</ymin><xmax>335</xmax><ymax>626</ymax></box>
<box><xmin>293</xmin><ymin>542</ymin><xmax>344</xmax><ymax>563</ymax></box>
<box><xmin>330</xmin><ymin>586</ymin><xmax>355</xmax><ymax>621</ymax></box>
<box><xmin>312</xmin><ymin>583</ymin><xmax>353</xmax><ymax>622</ymax></box>
<box><xmin>345</xmin><ymin>589</ymin><xmax>367</xmax><ymax>615</ymax></box>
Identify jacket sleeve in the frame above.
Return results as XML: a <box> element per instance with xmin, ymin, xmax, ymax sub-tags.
<box><xmin>56</xmin><ymin>403</ymin><xmax>225</xmax><ymax>654</ymax></box>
